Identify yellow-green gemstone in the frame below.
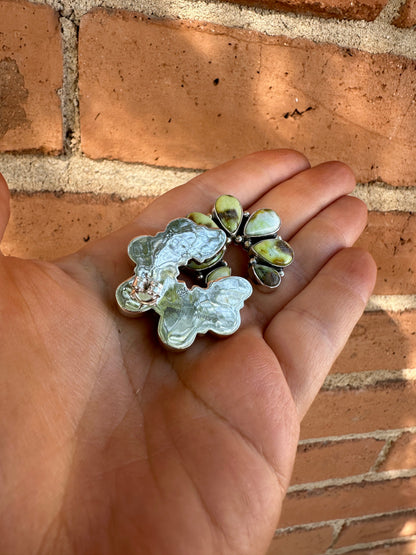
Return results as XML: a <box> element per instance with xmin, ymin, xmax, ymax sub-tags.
<box><xmin>206</xmin><ymin>266</ymin><xmax>232</xmax><ymax>283</ymax></box>
<box><xmin>244</xmin><ymin>209</ymin><xmax>280</xmax><ymax>237</ymax></box>
<box><xmin>251</xmin><ymin>238</ymin><xmax>294</xmax><ymax>267</ymax></box>
<box><xmin>251</xmin><ymin>264</ymin><xmax>281</xmax><ymax>288</ymax></box>
<box><xmin>214</xmin><ymin>195</ymin><xmax>243</xmax><ymax>235</ymax></box>
<box><xmin>187</xmin><ymin>212</ymin><xmax>218</xmax><ymax>229</ymax></box>
<box><xmin>187</xmin><ymin>249</ymin><xmax>224</xmax><ymax>270</ymax></box>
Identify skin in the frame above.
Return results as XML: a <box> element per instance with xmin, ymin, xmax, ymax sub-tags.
<box><xmin>0</xmin><ymin>150</ymin><xmax>376</xmax><ymax>555</ymax></box>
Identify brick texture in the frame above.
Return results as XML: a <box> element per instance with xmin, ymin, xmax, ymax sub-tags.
<box><xmin>1</xmin><ymin>192</ymin><xmax>153</xmax><ymax>260</ymax></box>
<box><xmin>280</xmin><ymin>476</ymin><xmax>416</xmax><ymax>527</ymax></box>
<box><xmin>79</xmin><ymin>10</ymin><xmax>416</xmax><ymax>186</ymax></box>
<box><xmin>335</xmin><ymin>511</ymin><xmax>416</xmax><ymax>548</ymax></box>
<box><xmin>356</xmin><ymin>212</ymin><xmax>416</xmax><ymax>295</ymax></box>
<box><xmin>380</xmin><ymin>433</ymin><xmax>416</xmax><ymax>472</ymax></box>
<box><xmin>344</xmin><ymin>539</ymin><xmax>416</xmax><ymax>554</ymax></box>
<box><xmin>0</xmin><ymin>1</ymin><xmax>63</xmax><ymax>153</ymax></box>
<box><xmin>300</xmin><ymin>381</ymin><xmax>416</xmax><ymax>439</ymax></box>
<box><xmin>266</xmin><ymin>526</ymin><xmax>334</xmax><ymax>555</ymax></box>
<box><xmin>290</xmin><ymin>438</ymin><xmax>383</xmax><ymax>485</ymax></box>
<box><xmin>333</xmin><ymin>310</ymin><xmax>416</xmax><ymax>374</ymax></box>
<box><xmin>221</xmin><ymin>0</ymin><xmax>387</xmax><ymax>20</ymax></box>
<box><xmin>393</xmin><ymin>0</ymin><xmax>416</xmax><ymax>28</ymax></box>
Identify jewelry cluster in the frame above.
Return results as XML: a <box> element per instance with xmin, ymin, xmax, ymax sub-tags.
<box><xmin>115</xmin><ymin>195</ymin><xmax>294</xmax><ymax>350</ymax></box>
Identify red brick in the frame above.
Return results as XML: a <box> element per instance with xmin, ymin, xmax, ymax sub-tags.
<box><xmin>300</xmin><ymin>381</ymin><xmax>416</xmax><ymax>440</ymax></box>
<box><xmin>333</xmin><ymin>310</ymin><xmax>416</xmax><ymax>374</ymax></box>
<box><xmin>356</xmin><ymin>212</ymin><xmax>416</xmax><ymax>295</ymax></box>
<box><xmin>344</xmin><ymin>539</ymin><xmax>416</xmax><ymax>554</ymax></box>
<box><xmin>290</xmin><ymin>438</ymin><xmax>384</xmax><ymax>485</ymax></box>
<box><xmin>0</xmin><ymin>1</ymin><xmax>63</xmax><ymax>153</ymax></box>
<box><xmin>79</xmin><ymin>10</ymin><xmax>416</xmax><ymax>186</ymax></box>
<box><xmin>280</xmin><ymin>476</ymin><xmax>416</xmax><ymax>527</ymax></box>
<box><xmin>2</xmin><ymin>192</ymin><xmax>153</xmax><ymax>260</ymax></box>
<box><xmin>393</xmin><ymin>0</ymin><xmax>416</xmax><ymax>27</ymax></box>
<box><xmin>335</xmin><ymin>511</ymin><xmax>416</xmax><ymax>548</ymax></box>
<box><xmin>222</xmin><ymin>0</ymin><xmax>387</xmax><ymax>20</ymax></box>
<box><xmin>380</xmin><ymin>433</ymin><xmax>416</xmax><ymax>472</ymax></box>
<box><xmin>266</xmin><ymin>526</ymin><xmax>333</xmax><ymax>555</ymax></box>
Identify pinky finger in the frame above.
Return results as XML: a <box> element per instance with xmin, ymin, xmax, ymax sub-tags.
<box><xmin>0</xmin><ymin>173</ymin><xmax>10</xmax><ymax>244</ymax></box>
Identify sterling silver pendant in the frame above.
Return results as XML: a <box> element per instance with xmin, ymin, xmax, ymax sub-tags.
<box><xmin>116</xmin><ymin>218</ymin><xmax>252</xmax><ymax>350</ymax></box>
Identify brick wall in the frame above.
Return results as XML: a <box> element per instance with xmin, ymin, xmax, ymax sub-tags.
<box><xmin>1</xmin><ymin>0</ymin><xmax>415</xmax><ymax>553</ymax></box>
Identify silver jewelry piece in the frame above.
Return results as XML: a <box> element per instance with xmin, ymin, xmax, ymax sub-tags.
<box><xmin>116</xmin><ymin>218</ymin><xmax>252</xmax><ymax>350</ymax></box>
<box><xmin>186</xmin><ymin>194</ymin><xmax>294</xmax><ymax>292</ymax></box>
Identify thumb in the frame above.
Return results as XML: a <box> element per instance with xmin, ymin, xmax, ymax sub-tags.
<box><xmin>0</xmin><ymin>173</ymin><xmax>11</xmax><ymax>244</ymax></box>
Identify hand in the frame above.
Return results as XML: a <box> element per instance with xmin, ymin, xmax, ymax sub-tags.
<box><xmin>0</xmin><ymin>151</ymin><xmax>376</xmax><ymax>555</ymax></box>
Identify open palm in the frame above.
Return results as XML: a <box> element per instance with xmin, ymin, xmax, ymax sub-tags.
<box><xmin>0</xmin><ymin>151</ymin><xmax>376</xmax><ymax>555</ymax></box>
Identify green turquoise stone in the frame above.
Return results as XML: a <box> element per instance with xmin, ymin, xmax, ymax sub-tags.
<box><xmin>187</xmin><ymin>212</ymin><xmax>218</xmax><ymax>229</ymax></box>
<box><xmin>214</xmin><ymin>195</ymin><xmax>243</xmax><ymax>235</ymax></box>
<box><xmin>250</xmin><ymin>264</ymin><xmax>281</xmax><ymax>288</ymax></box>
<box><xmin>187</xmin><ymin>248</ymin><xmax>225</xmax><ymax>270</ymax></box>
<box><xmin>244</xmin><ymin>209</ymin><xmax>280</xmax><ymax>237</ymax></box>
<box><xmin>206</xmin><ymin>266</ymin><xmax>232</xmax><ymax>283</ymax></box>
<box><xmin>251</xmin><ymin>238</ymin><xmax>294</xmax><ymax>267</ymax></box>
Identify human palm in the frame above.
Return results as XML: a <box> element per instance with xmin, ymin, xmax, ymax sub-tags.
<box><xmin>0</xmin><ymin>151</ymin><xmax>376</xmax><ymax>555</ymax></box>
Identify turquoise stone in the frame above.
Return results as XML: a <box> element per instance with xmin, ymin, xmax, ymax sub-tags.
<box><xmin>206</xmin><ymin>265</ymin><xmax>232</xmax><ymax>283</ymax></box>
<box><xmin>244</xmin><ymin>209</ymin><xmax>280</xmax><ymax>237</ymax></box>
<box><xmin>251</xmin><ymin>238</ymin><xmax>294</xmax><ymax>267</ymax></box>
<box><xmin>214</xmin><ymin>195</ymin><xmax>243</xmax><ymax>235</ymax></box>
<box><xmin>250</xmin><ymin>263</ymin><xmax>281</xmax><ymax>288</ymax></box>
<box><xmin>187</xmin><ymin>212</ymin><xmax>218</xmax><ymax>229</ymax></box>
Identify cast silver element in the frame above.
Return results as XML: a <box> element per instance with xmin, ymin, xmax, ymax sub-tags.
<box><xmin>115</xmin><ymin>218</ymin><xmax>252</xmax><ymax>350</ymax></box>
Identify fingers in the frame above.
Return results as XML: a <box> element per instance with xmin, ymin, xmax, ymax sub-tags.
<box><xmin>248</xmin><ymin>160</ymin><xmax>357</xmax><ymax>239</ymax></box>
<box><xmin>0</xmin><ymin>173</ymin><xmax>10</xmax><ymax>245</ymax></box>
<box><xmin>264</xmin><ymin>248</ymin><xmax>377</xmax><ymax>419</ymax></box>
<box><xmin>137</xmin><ymin>149</ymin><xmax>311</xmax><ymax>233</ymax></box>
<box><xmin>247</xmin><ymin>195</ymin><xmax>368</xmax><ymax>327</ymax></box>
<box><xmin>69</xmin><ymin>150</ymin><xmax>310</xmax><ymax>290</ymax></box>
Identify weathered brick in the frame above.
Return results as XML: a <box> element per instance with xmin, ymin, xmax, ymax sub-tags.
<box><xmin>280</xmin><ymin>476</ymin><xmax>416</xmax><ymax>527</ymax></box>
<box><xmin>343</xmin><ymin>539</ymin><xmax>416</xmax><ymax>554</ymax></box>
<box><xmin>222</xmin><ymin>0</ymin><xmax>387</xmax><ymax>20</ymax></box>
<box><xmin>335</xmin><ymin>511</ymin><xmax>416</xmax><ymax>548</ymax></box>
<box><xmin>393</xmin><ymin>0</ymin><xmax>416</xmax><ymax>27</ymax></box>
<box><xmin>290</xmin><ymin>438</ymin><xmax>383</xmax><ymax>485</ymax></box>
<box><xmin>300</xmin><ymin>381</ymin><xmax>416</xmax><ymax>440</ymax></box>
<box><xmin>2</xmin><ymin>192</ymin><xmax>153</xmax><ymax>260</ymax></box>
<box><xmin>356</xmin><ymin>212</ymin><xmax>416</xmax><ymax>295</ymax></box>
<box><xmin>333</xmin><ymin>310</ymin><xmax>416</xmax><ymax>374</ymax></box>
<box><xmin>380</xmin><ymin>432</ymin><xmax>416</xmax><ymax>472</ymax></box>
<box><xmin>0</xmin><ymin>1</ymin><xmax>63</xmax><ymax>153</ymax></box>
<box><xmin>266</xmin><ymin>526</ymin><xmax>333</xmax><ymax>555</ymax></box>
<box><xmin>79</xmin><ymin>10</ymin><xmax>416</xmax><ymax>186</ymax></box>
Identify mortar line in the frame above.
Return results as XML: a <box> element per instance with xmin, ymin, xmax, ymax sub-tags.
<box><xmin>329</xmin><ymin>520</ymin><xmax>344</xmax><ymax>550</ymax></box>
<box><xmin>322</xmin><ymin>368</ymin><xmax>416</xmax><ymax>390</ymax></box>
<box><xmin>366</xmin><ymin>295</ymin><xmax>416</xmax><ymax>312</ymax></box>
<box><xmin>298</xmin><ymin>427</ymin><xmax>416</xmax><ymax>445</ymax></box>
<box><xmin>353</xmin><ymin>183</ymin><xmax>416</xmax><ymax>212</ymax></box>
<box><xmin>274</xmin><ymin>507</ymin><xmax>416</xmax><ymax>535</ymax></box>
<box><xmin>370</xmin><ymin>435</ymin><xmax>397</xmax><ymax>472</ymax></box>
<box><xmin>59</xmin><ymin>14</ymin><xmax>81</xmax><ymax>155</ymax></box>
<box><xmin>326</xmin><ymin>533</ymin><xmax>416</xmax><ymax>554</ymax></box>
<box><xmin>2</xmin><ymin>153</ymin><xmax>416</xmax><ymax>207</ymax></box>
<box><xmin>24</xmin><ymin>0</ymin><xmax>416</xmax><ymax>59</ymax></box>
<box><xmin>287</xmin><ymin>467</ymin><xmax>416</xmax><ymax>494</ymax></box>
<box><xmin>375</xmin><ymin>0</ymin><xmax>408</xmax><ymax>24</ymax></box>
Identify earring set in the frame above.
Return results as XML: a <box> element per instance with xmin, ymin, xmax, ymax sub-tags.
<box><xmin>116</xmin><ymin>194</ymin><xmax>294</xmax><ymax>350</ymax></box>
